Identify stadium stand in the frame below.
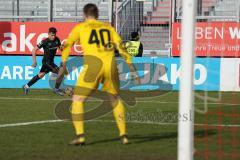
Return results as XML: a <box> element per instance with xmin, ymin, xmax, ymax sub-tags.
<box><xmin>211</xmin><ymin>0</ymin><xmax>237</xmax><ymax>17</ymax></box>
<box><xmin>141</xmin><ymin>0</ymin><xmax>170</xmax><ymax>52</ymax></box>
<box><xmin>0</xmin><ymin>0</ymin><xmax>109</xmax><ymax>21</ymax></box>
<box><xmin>0</xmin><ymin>0</ymin><xmax>49</xmax><ymax>19</ymax></box>
<box><xmin>54</xmin><ymin>0</ymin><xmax>109</xmax><ymax>21</ymax></box>
<box><xmin>176</xmin><ymin>0</ymin><xmax>239</xmax><ymax>20</ymax></box>
<box><xmin>0</xmin><ymin>0</ymin><xmax>239</xmax><ymax>55</ymax></box>
<box><xmin>201</xmin><ymin>0</ymin><xmax>218</xmax><ymax>16</ymax></box>
<box><xmin>144</xmin><ymin>0</ymin><xmax>170</xmax><ymax>24</ymax></box>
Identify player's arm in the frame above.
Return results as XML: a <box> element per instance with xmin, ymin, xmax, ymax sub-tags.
<box><xmin>112</xmin><ymin>28</ymin><xmax>140</xmax><ymax>84</ymax></box>
<box><xmin>31</xmin><ymin>40</ymin><xmax>45</xmax><ymax>67</ymax></box>
<box><xmin>57</xmin><ymin>38</ymin><xmax>64</xmax><ymax>51</ymax></box>
<box><xmin>61</xmin><ymin>25</ymin><xmax>80</xmax><ymax>70</ymax></box>
<box><xmin>58</xmin><ymin>45</ymin><xmax>64</xmax><ymax>51</ymax></box>
<box><xmin>32</xmin><ymin>40</ymin><xmax>45</xmax><ymax>67</ymax></box>
<box><xmin>56</xmin><ymin>39</ymin><xmax>69</xmax><ymax>75</ymax></box>
<box><xmin>31</xmin><ymin>46</ymin><xmax>38</xmax><ymax>67</ymax></box>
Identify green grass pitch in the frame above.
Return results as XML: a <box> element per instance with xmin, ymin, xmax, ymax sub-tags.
<box><xmin>0</xmin><ymin>89</ymin><xmax>239</xmax><ymax>160</ymax></box>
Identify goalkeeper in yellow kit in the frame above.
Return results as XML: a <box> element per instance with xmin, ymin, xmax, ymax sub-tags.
<box><xmin>61</xmin><ymin>3</ymin><xmax>140</xmax><ymax>146</ymax></box>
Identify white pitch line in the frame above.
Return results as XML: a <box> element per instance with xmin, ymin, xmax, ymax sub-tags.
<box><xmin>0</xmin><ymin>97</ymin><xmax>70</xmax><ymax>101</ymax></box>
<box><xmin>0</xmin><ymin>96</ymin><xmax>240</xmax><ymax>106</ymax></box>
<box><xmin>0</xmin><ymin>119</ymin><xmax>240</xmax><ymax>128</ymax></box>
<box><xmin>0</xmin><ymin>120</ymin><xmax>64</xmax><ymax>128</ymax></box>
<box><xmin>94</xmin><ymin>120</ymin><xmax>240</xmax><ymax>127</ymax></box>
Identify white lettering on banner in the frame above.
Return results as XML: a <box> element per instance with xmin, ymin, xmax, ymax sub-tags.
<box><xmin>74</xmin><ymin>43</ymin><xmax>82</xmax><ymax>52</ymax></box>
<box><xmin>2</xmin><ymin>33</ymin><xmax>17</xmax><ymax>52</ymax></box>
<box><xmin>0</xmin><ymin>63</ymin><xmax>208</xmax><ymax>85</ymax></box>
<box><xmin>159</xmin><ymin>72</ymin><xmax>169</xmax><ymax>83</ymax></box>
<box><xmin>229</xmin><ymin>27</ymin><xmax>240</xmax><ymax>39</ymax></box>
<box><xmin>195</xmin><ymin>27</ymin><xmax>204</xmax><ymax>39</ymax></box>
<box><xmin>194</xmin><ymin>64</ymin><xmax>207</xmax><ymax>85</ymax></box>
<box><xmin>195</xmin><ymin>45</ymin><xmax>207</xmax><ymax>51</ymax></box>
<box><xmin>171</xmin><ymin>64</ymin><xmax>181</xmax><ymax>84</ymax></box>
<box><xmin>13</xmin><ymin>66</ymin><xmax>23</xmax><ymax>80</ymax></box>
<box><xmin>71</xmin><ymin>67</ymin><xmax>82</xmax><ymax>81</ymax></box>
<box><xmin>205</xmin><ymin>27</ymin><xmax>213</xmax><ymax>39</ymax></box>
<box><xmin>0</xmin><ymin>65</ymin><xmax>83</xmax><ymax>81</ymax></box>
<box><xmin>0</xmin><ymin>66</ymin><xmax>11</xmax><ymax>79</ymax></box>
<box><xmin>65</xmin><ymin>67</ymin><xmax>83</xmax><ymax>80</ymax></box>
<box><xmin>177</xmin><ymin>26</ymin><xmax>224</xmax><ymax>40</ymax></box>
<box><xmin>25</xmin><ymin>66</ymin><xmax>34</xmax><ymax>80</ymax></box>
<box><xmin>0</xmin><ymin>24</ymin><xmax>83</xmax><ymax>54</ymax></box>
<box><xmin>164</xmin><ymin>64</ymin><xmax>207</xmax><ymax>85</ymax></box>
<box><xmin>66</xmin><ymin>73</ymin><xmax>71</xmax><ymax>80</ymax></box>
<box><xmin>63</xmin><ymin>39</ymin><xmax>82</xmax><ymax>53</ymax></box>
<box><xmin>228</xmin><ymin>45</ymin><xmax>240</xmax><ymax>51</ymax></box>
<box><xmin>0</xmin><ymin>66</ymin><xmax>33</xmax><ymax>80</ymax></box>
<box><xmin>215</xmin><ymin>28</ymin><xmax>224</xmax><ymax>39</ymax></box>
<box><xmin>20</xmin><ymin>25</ymin><xmax>36</xmax><ymax>52</ymax></box>
<box><xmin>157</xmin><ymin>63</ymin><xmax>169</xmax><ymax>83</ymax></box>
<box><xmin>179</xmin><ymin>44</ymin><xmax>228</xmax><ymax>52</ymax></box>
<box><xmin>207</xmin><ymin>44</ymin><xmax>226</xmax><ymax>51</ymax></box>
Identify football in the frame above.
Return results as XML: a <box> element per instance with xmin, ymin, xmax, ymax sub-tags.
<box><xmin>64</xmin><ymin>87</ymin><xmax>73</xmax><ymax>96</ymax></box>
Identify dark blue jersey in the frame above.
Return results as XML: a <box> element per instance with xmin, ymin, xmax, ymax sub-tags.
<box><xmin>37</xmin><ymin>37</ymin><xmax>61</xmax><ymax>64</ymax></box>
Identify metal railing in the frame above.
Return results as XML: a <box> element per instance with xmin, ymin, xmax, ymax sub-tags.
<box><xmin>113</xmin><ymin>0</ymin><xmax>144</xmax><ymax>41</ymax></box>
<box><xmin>173</xmin><ymin>0</ymin><xmax>240</xmax><ymax>22</ymax></box>
<box><xmin>0</xmin><ymin>0</ymin><xmax>110</xmax><ymax>22</ymax></box>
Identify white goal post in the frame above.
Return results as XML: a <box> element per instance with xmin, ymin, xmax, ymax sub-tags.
<box><xmin>178</xmin><ymin>0</ymin><xmax>197</xmax><ymax>160</ymax></box>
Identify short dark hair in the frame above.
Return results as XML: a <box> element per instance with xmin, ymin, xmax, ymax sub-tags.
<box><xmin>83</xmin><ymin>3</ymin><xmax>99</xmax><ymax>19</ymax></box>
<box><xmin>48</xmin><ymin>27</ymin><xmax>57</xmax><ymax>34</ymax></box>
<box><xmin>131</xmin><ymin>31</ymin><xmax>139</xmax><ymax>40</ymax></box>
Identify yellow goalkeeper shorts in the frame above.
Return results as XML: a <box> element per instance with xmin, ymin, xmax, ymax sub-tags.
<box><xmin>74</xmin><ymin>56</ymin><xmax>120</xmax><ymax>96</ymax></box>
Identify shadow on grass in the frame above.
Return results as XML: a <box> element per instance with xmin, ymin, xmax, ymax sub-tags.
<box><xmin>86</xmin><ymin>129</ymin><xmax>217</xmax><ymax>145</ymax></box>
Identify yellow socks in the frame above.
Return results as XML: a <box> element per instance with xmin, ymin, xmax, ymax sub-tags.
<box><xmin>71</xmin><ymin>98</ymin><xmax>126</xmax><ymax>141</ymax></box>
<box><xmin>113</xmin><ymin>99</ymin><xmax>127</xmax><ymax>136</ymax></box>
<box><xmin>71</xmin><ymin>101</ymin><xmax>84</xmax><ymax>136</ymax></box>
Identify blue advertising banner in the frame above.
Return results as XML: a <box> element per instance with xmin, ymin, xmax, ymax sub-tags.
<box><xmin>0</xmin><ymin>56</ymin><xmax>220</xmax><ymax>91</ymax></box>
<box><xmin>153</xmin><ymin>58</ymin><xmax>220</xmax><ymax>91</ymax></box>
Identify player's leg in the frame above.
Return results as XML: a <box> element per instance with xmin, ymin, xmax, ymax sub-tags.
<box><xmin>69</xmin><ymin>56</ymin><xmax>103</xmax><ymax>145</ymax></box>
<box><xmin>69</xmin><ymin>87</ymin><xmax>95</xmax><ymax>146</ymax></box>
<box><xmin>27</xmin><ymin>72</ymin><xmax>46</xmax><ymax>87</ymax></box>
<box><xmin>69</xmin><ymin>65</ymin><xmax>100</xmax><ymax>145</ymax></box>
<box><xmin>55</xmin><ymin>65</ymin><xmax>65</xmax><ymax>90</ymax></box>
<box><xmin>50</xmin><ymin>63</ymin><xmax>66</xmax><ymax>90</ymax></box>
<box><xmin>23</xmin><ymin>69</ymin><xmax>46</xmax><ymax>95</ymax></box>
<box><xmin>108</xmin><ymin>93</ymin><xmax>128</xmax><ymax>144</ymax></box>
<box><xmin>69</xmin><ymin>94</ymin><xmax>87</xmax><ymax>145</ymax></box>
<box><xmin>102</xmin><ymin>61</ymin><xmax>129</xmax><ymax>144</ymax></box>
<box><xmin>46</xmin><ymin>63</ymin><xmax>65</xmax><ymax>96</ymax></box>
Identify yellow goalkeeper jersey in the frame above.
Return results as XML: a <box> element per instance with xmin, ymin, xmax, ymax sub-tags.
<box><xmin>62</xmin><ymin>19</ymin><xmax>132</xmax><ymax>64</ymax></box>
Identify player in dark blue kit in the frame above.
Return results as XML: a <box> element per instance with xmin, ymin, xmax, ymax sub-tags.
<box><xmin>23</xmin><ymin>27</ymin><xmax>65</xmax><ymax>95</ymax></box>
